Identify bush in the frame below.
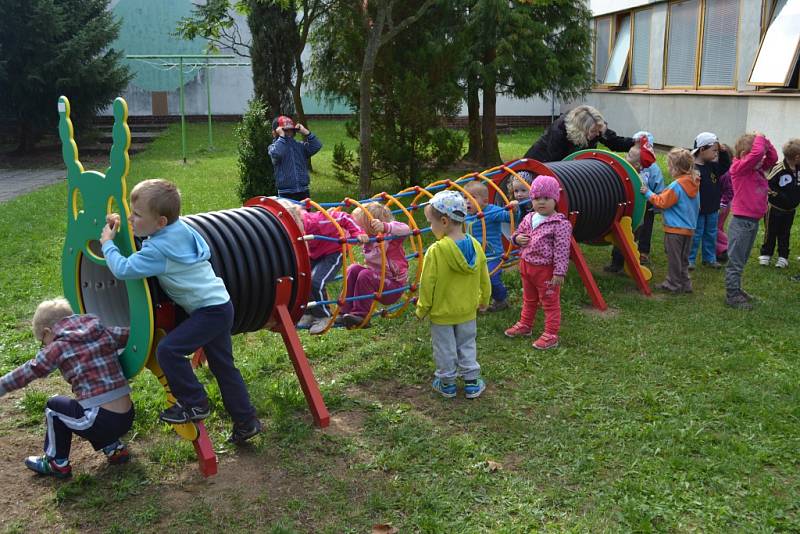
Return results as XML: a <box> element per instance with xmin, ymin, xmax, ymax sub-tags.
<box><xmin>235</xmin><ymin>99</ymin><xmax>276</xmax><ymax>201</ymax></box>
<box><xmin>332</xmin><ymin>141</ymin><xmax>358</xmax><ymax>186</ymax></box>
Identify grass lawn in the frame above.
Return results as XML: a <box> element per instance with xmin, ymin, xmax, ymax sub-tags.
<box><xmin>1</xmin><ymin>121</ymin><xmax>800</xmax><ymax>532</ymax></box>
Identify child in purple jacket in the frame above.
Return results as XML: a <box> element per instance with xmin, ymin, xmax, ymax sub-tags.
<box><xmin>504</xmin><ymin>175</ymin><xmax>572</xmax><ymax>350</ymax></box>
<box><xmin>716</xmin><ymin>171</ymin><xmax>734</xmax><ymax>263</ymax></box>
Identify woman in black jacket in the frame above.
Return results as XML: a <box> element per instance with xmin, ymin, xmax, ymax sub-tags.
<box><xmin>525</xmin><ymin>105</ymin><xmax>635</xmax><ymax>162</ymax></box>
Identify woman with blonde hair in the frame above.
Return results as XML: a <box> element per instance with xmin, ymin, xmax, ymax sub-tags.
<box><xmin>524</xmin><ymin>105</ymin><xmax>636</xmax><ymax>162</ymax></box>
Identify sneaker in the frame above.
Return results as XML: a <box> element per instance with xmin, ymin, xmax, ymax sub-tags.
<box><xmin>431</xmin><ymin>378</ymin><xmax>456</xmax><ymax>398</ymax></box>
<box><xmin>776</xmin><ymin>257</ymin><xmax>789</xmax><ymax>269</ymax></box>
<box><xmin>726</xmin><ymin>293</ymin><xmax>753</xmax><ymax>310</ymax></box>
<box><xmin>487</xmin><ymin>300</ymin><xmax>509</xmax><ymax>313</ymax></box>
<box><xmin>341</xmin><ymin>313</ymin><xmax>367</xmax><ymax>328</ymax></box>
<box><xmin>24</xmin><ymin>455</ymin><xmax>72</xmax><ymax>479</ymax></box>
<box><xmin>102</xmin><ymin>441</ymin><xmax>130</xmax><ymax>465</ymax></box>
<box><xmin>297</xmin><ymin>314</ymin><xmax>315</xmax><ymax>328</ymax></box>
<box><xmin>603</xmin><ymin>263</ymin><xmax>623</xmax><ymax>273</ymax></box>
<box><xmin>758</xmin><ymin>255</ymin><xmax>771</xmax><ymax>266</ymax></box>
<box><xmin>639</xmin><ymin>253</ymin><xmax>651</xmax><ymax>266</ymax></box>
<box><xmin>688</xmin><ymin>263</ymin><xmax>696</xmax><ymax>271</ymax></box>
<box><xmin>159</xmin><ymin>401</ymin><xmax>210</xmax><ymax>424</ymax></box>
<box><xmin>791</xmin><ymin>274</ymin><xmax>800</xmax><ymax>282</ymax></box>
<box><xmin>533</xmin><ymin>333</ymin><xmax>559</xmax><ymax>350</ymax></box>
<box><xmin>308</xmin><ymin>317</ymin><xmax>330</xmax><ymax>335</ymax></box>
<box><xmin>464</xmin><ymin>378</ymin><xmax>486</xmax><ymax>399</ymax></box>
<box><xmin>738</xmin><ymin>289</ymin><xmax>754</xmax><ymax>302</ymax></box>
<box><xmin>657</xmin><ymin>282</ymin><xmax>681</xmax><ymax>294</ymax></box>
<box><xmin>717</xmin><ymin>251</ymin><xmax>729</xmax><ymax>263</ymax></box>
<box><xmin>227</xmin><ymin>418</ymin><xmax>263</xmax><ymax>444</ymax></box>
<box><xmin>504</xmin><ymin>322</ymin><xmax>532</xmax><ymax>337</ymax></box>
<box><xmin>702</xmin><ymin>261</ymin><xmax>723</xmax><ymax>269</ymax></box>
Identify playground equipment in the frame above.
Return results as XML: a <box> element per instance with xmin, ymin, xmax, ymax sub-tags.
<box><xmin>58</xmin><ymin>94</ymin><xmax>651</xmax><ymax>474</ymax></box>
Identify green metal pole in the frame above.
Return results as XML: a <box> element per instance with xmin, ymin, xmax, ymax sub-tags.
<box><xmin>179</xmin><ymin>57</ymin><xmax>187</xmax><ymax>164</ymax></box>
<box><xmin>206</xmin><ymin>56</ymin><xmax>213</xmax><ymax>150</ymax></box>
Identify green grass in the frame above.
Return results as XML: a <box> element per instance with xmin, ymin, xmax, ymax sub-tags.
<box><xmin>1</xmin><ymin>121</ymin><xmax>800</xmax><ymax>532</ymax></box>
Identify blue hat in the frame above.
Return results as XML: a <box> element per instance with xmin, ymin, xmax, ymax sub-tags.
<box><xmin>429</xmin><ymin>190</ymin><xmax>467</xmax><ymax>222</ymax></box>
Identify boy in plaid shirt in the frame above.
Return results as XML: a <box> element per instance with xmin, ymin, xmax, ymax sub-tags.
<box><xmin>0</xmin><ymin>298</ymin><xmax>133</xmax><ymax>478</ymax></box>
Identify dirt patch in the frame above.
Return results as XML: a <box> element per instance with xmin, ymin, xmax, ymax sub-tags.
<box><xmin>323</xmin><ymin>409</ymin><xmax>368</xmax><ymax>438</ymax></box>
<box><xmin>580</xmin><ymin>305</ymin><xmax>621</xmax><ymax>318</ymax></box>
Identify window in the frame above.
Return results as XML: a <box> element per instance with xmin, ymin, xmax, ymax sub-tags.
<box><xmin>603</xmin><ymin>15</ymin><xmax>631</xmax><ymax>86</ymax></box>
<box><xmin>750</xmin><ymin>0</ymin><xmax>800</xmax><ymax>86</ymax></box>
<box><xmin>631</xmin><ymin>9</ymin><xmax>652</xmax><ymax>87</ymax></box>
<box><xmin>699</xmin><ymin>0</ymin><xmax>739</xmax><ymax>87</ymax></box>
<box><xmin>665</xmin><ymin>0</ymin><xmax>701</xmax><ymax>87</ymax></box>
<box><xmin>594</xmin><ymin>17</ymin><xmax>612</xmax><ymax>84</ymax></box>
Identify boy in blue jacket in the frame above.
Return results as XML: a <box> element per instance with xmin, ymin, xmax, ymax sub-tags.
<box><xmin>100</xmin><ymin>179</ymin><xmax>261</xmax><ymax>444</ymax></box>
<box><xmin>268</xmin><ymin>116</ymin><xmax>323</xmax><ymax>201</ymax></box>
<box><xmin>464</xmin><ymin>180</ymin><xmax>518</xmax><ymax>312</ymax></box>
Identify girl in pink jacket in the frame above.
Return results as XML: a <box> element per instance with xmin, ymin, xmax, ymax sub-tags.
<box><xmin>505</xmin><ymin>175</ymin><xmax>572</xmax><ymax>350</ymax></box>
<box><xmin>339</xmin><ymin>202</ymin><xmax>411</xmax><ymax>327</ymax></box>
<box><xmin>724</xmin><ymin>133</ymin><xmax>778</xmax><ymax>309</ymax></box>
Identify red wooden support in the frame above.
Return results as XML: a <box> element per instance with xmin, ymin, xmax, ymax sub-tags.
<box><xmin>271</xmin><ymin>277</ymin><xmax>330</xmax><ymax>428</ymax></box>
<box><xmin>569</xmin><ymin>236</ymin><xmax>608</xmax><ymax>311</ymax></box>
<box><xmin>609</xmin><ymin>220</ymin><xmax>652</xmax><ymax>296</ymax></box>
<box><xmin>192</xmin><ymin>422</ymin><xmax>218</xmax><ymax>477</ymax></box>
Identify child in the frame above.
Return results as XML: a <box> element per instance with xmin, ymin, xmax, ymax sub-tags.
<box><xmin>716</xmin><ymin>170</ymin><xmax>733</xmax><ymax>263</ymax></box>
<box><xmin>504</xmin><ymin>175</ymin><xmax>572</xmax><ymax>350</ymax></box>
<box><xmin>338</xmin><ymin>202</ymin><xmax>411</xmax><ymax>327</ymax></box>
<box><xmin>268</xmin><ymin>116</ymin><xmax>323</xmax><ymax>201</ymax></box>
<box><xmin>100</xmin><ymin>179</ymin><xmax>261</xmax><ymax>444</ymax></box>
<box><xmin>640</xmin><ymin>148</ymin><xmax>700</xmax><ymax>294</ymax></box>
<box><xmin>725</xmin><ymin>133</ymin><xmax>778</xmax><ymax>309</ymax></box>
<box><xmin>689</xmin><ymin>132</ymin><xmax>732</xmax><ymax>270</ymax></box>
<box><xmin>464</xmin><ymin>180</ymin><xmax>518</xmax><ymax>312</ymax></box>
<box><xmin>286</xmin><ymin>201</ymin><xmax>369</xmax><ymax>334</ymax></box>
<box><xmin>758</xmin><ymin>138</ymin><xmax>800</xmax><ymax>268</ymax></box>
<box><xmin>0</xmin><ymin>298</ymin><xmax>133</xmax><ymax>478</ymax></box>
<box><xmin>508</xmin><ymin>170</ymin><xmax>534</xmax><ymax>221</ymax></box>
<box><xmin>417</xmin><ymin>190</ymin><xmax>490</xmax><ymax>399</ymax></box>
<box><xmin>605</xmin><ymin>141</ymin><xmax>664</xmax><ymax>271</ymax></box>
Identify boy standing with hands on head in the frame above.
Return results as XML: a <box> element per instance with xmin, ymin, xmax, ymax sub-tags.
<box><xmin>100</xmin><ymin>179</ymin><xmax>261</xmax><ymax>444</ymax></box>
<box><xmin>689</xmin><ymin>132</ymin><xmax>731</xmax><ymax>270</ymax></box>
<box><xmin>269</xmin><ymin>116</ymin><xmax>322</xmax><ymax>201</ymax></box>
<box><xmin>417</xmin><ymin>190</ymin><xmax>491</xmax><ymax>399</ymax></box>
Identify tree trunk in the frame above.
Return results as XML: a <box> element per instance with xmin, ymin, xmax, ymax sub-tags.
<box><xmin>464</xmin><ymin>72</ymin><xmax>482</xmax><ymax>161</ymax></box>
<box><xmin>480</xmin><ymin>48</ymin><xmax>501</xmax><ymax>166</ymax></box>
<box><xmin>15</xmin><ymin>120</ymin><xmax>35</xmax><ymax>154</ymax></box>
<box><xmin>358</xmin><ymin>8</ymin><xmax>387</xmax><ymax>198</ymax></box>
<box><xmin>293</xmin><ymin>57</ymin><xmax>307</xmax><ymax>126</ymax></box>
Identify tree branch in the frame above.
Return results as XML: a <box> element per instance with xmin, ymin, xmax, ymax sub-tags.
<box><xmin>379</xmin><ymin>0</ymin><xmax>435</xmax><ymax>46</ymax></box>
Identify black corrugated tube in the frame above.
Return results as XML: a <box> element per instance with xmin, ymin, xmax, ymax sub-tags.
<box><xmin>546</xmin><ymin>160</ymin><xmax>627</xmax><ymax>242</ymax></box>
<box><xmin>183</xmin><ymin>206</ymin><xmax>298</xmax><ymax>335</ymax></box>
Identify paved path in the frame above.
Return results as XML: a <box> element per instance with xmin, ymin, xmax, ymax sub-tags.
<box><xmin>0</xmin><ymin>168</ymin><xmax>64</xmax><ymax>203</ymax></box>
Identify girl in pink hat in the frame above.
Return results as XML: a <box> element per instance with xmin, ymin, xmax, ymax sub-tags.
<box><xmin>505</xmin><ymin>175</ymin><xmax>572</xmax><ymax>350</ymax></box>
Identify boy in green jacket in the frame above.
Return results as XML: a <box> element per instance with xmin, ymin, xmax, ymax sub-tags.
<box><xmin>417</xmin><ymin>190</ymin><xmax>491</xmax><ymax>399</ymax></box>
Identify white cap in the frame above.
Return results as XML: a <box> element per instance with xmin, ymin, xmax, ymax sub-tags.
<box><xmin>692</xmin><ymin>132</ymin><xmax>719</xmax><ymax>155</ymax></box>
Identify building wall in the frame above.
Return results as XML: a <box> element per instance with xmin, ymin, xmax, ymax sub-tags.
<box><xmin>583</xmin><ymin>0</ymin><xmax>800</xmax><ymax>148</ymax></box>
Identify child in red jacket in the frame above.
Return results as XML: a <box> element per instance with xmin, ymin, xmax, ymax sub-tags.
<box><xmin>504</xmin><ymin>175</ymin><xmax>572</xmax><ymax>350</ymax></box>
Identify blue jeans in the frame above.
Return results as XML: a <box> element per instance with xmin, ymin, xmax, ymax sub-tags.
<box><xmin>488</xmin><ymin>259</ymin><xmax>507</xmax><ymax>302</ymax></box>
<box><xmin>689</xmin><ymin>212</ymin><xmax>719</xmax><ymax>264</ymax></box>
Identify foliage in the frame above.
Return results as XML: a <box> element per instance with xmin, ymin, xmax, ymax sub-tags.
<box><xmin>247</xmin><ymin>0</ymin><xmax>297</xmax><ymax>116</ymax></box>
<box><xmin>0</xmin><ymin>0</ymin><xmax>131</xmax><ymax>152</ymax></box>
<box><xmin>235</xmin><ymin>99</ymin><xmax>277</xmax><ymax>200</ymax></box>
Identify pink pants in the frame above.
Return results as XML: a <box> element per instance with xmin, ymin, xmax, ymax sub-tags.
<box><xmin>717</xmin><ymin>207</ymin><xmax>730</xmax><ymax>256</ymax></box>
<box><xmin>518</xmin><ymin>261</ymin><xmax>561</xmax><ymax>335</ymax></box>
<box><xmin>340</xmin><ymin>264</ymin><xmax>404</xmax><ymax>317</ymax></box>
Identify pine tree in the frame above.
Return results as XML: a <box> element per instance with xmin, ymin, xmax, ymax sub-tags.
<box><xmin>0</xmin><ymin>0</ymin><xmax>131</xmax><ymax>153</ymax></box>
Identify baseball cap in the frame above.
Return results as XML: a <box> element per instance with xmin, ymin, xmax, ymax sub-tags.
<box><xmin>429</xmin><ymin>190</ymin><xmax>467</xmax><ymax>222</ymax></box>
<box><xmin>272</xmin><ymin>115</ymin><xmax>297</xmax><ymax>131</ymax></box>
<box><xmin>692</xmin><ymin>132</ymin><xmax>719</xmax><ymax>155</ymax></box>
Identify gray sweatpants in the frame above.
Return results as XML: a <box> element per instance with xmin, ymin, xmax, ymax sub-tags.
<box><xmin>663</xmin><ymin>233</ymin><xmax>693</xmax><ymax>292</ymax></box>
<box><xmin>725</xmin><ymin>215</ymin><xmax>760</xmax><ymax>296</ymax></box>
<box><xmin>431</xmin><ymin>320</ymin><xmax>480</xmax><ymax>383</ymax></box>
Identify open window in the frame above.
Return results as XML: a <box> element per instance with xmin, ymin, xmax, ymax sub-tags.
<box><xmin>749</xmin><ymin>0</ymin><xmax>800</xmax><ymax>87</ymax></box>
<box><xmin>603</xmin><ymin>14</ymin><xmax>631</xmax><ymax>86</ymax></box>
<box><xmin>594</xmin><ymin>17</ymin><xmax>612</xmax><ymax>84</ymax></box>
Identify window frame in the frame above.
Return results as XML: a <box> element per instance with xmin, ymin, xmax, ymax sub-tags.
<box><xmin>593</xmin><ymin>16</ymin><xmax>613</xmax><ymax>86</ymax></box>
<box><xmin>750</xmin><ymin>0</ymin><xmax>800</xmax><ymax>88</ymax></box>
<box><xmin>630</xmin><ymin>7</ymin><xmax>653</xmax><ymax>88</ymax></box>
<box><xmin>600</xmin><ymin>12</ymin><xmax>632</xmax><ymax>87</ymax></box>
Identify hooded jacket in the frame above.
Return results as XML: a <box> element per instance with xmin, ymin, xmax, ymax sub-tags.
<box><xmin>0</xmin><ymin>315</ymin><xmax>130</xmax><ymax>408</ymax></box>
<box><xmin>268</xmin><ymin>133</ymin><xmax>323</xmax><ymax>195</ymax></box>
<box><xmin>730</xmin><ymin>135</ymin><xmax>779</xmax><ymax>219</ymax></box>
<box><xmin>102</xmin><ymin>219</ymin><xmax>229</xmax><ymax>313</ymax></box>
<box><xmin>524</xmin><ymin>115</ymin><xmax>635</xmax><ymax>162</ymax></box>
<box><xmin>766</xmin><ymin>159</ymin><xmax>800</xmax><ymax>212</ymax></box>
<box><xmin>645</xmin><ymin>175</ymin><xmax>700</xmax><ymax>235</ymax></box>
<box><xmin>416</xmin><ymin>235</ymin><xmax>491</xmax><ymax>325</ymax></box>
<box><xmin>512</xmin><ymin>211</ymin><xmax>572</xmax><ymax>276</ymax></box>
<box><xmin>362</xmin><ymin>221</ymin><xmax>410</xmax><ymax>283</ymax></box>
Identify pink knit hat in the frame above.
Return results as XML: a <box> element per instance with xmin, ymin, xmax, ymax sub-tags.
<box><xmin>530</xmin><ymin>175</ymin><xmax>560</xmax><ymax>201</ymax></box>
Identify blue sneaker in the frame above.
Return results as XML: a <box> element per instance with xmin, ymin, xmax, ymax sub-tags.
<box><xmin>431</xmin><ymin>378</ymin><xmax>456</xmax><ymax>398</ymax></box>
<box><xmin>464</xmin><ymin>378</ymin><xmax>486</xmax><ymax>399</ymax></box>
